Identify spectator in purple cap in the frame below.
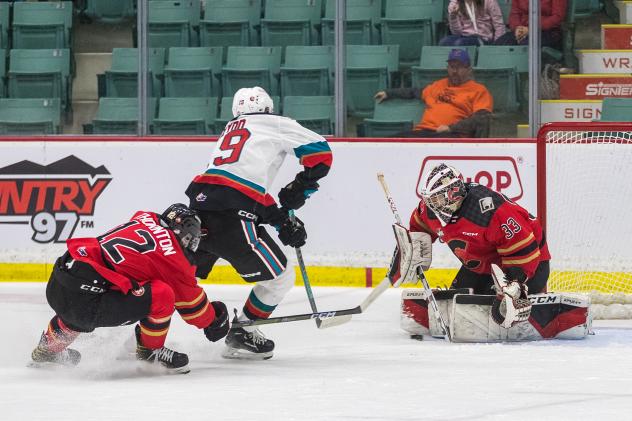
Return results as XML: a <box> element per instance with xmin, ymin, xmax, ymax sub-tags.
<box><xmin>373</xmin><ymin>49</ymin><xmax>493</xmax><ymax>138</ymax></box>
<box><xmin>440</xmin><ymin>0</ymin><xmax>507</xmax><ymax>46</ymax></box>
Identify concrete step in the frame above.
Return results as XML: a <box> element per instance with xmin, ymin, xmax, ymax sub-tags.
<box><xmin>540</xmin><ymin>100</ymin><xmax>603</xmax><ymax>123</ymax></box>
<box><xmin>559</xmin><ymin>74</ymin><xmax>632</xmax><ymax>99</ymax></box>
<box><xmin>577</xmin><ymin>49</ymin><xmax>632</xmax><ymax>73</ymax></box>
<box><xmin>615</xmin><ymin>1</ymin><xmax>632</xmax><ymax>24</ymax></box>
<box><xmin>601</xmin><ymin>24</ymin><xmax>632</xmax><ymax>48</ymax></box>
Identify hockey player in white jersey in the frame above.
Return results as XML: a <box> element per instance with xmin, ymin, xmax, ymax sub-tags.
<box><xmin>185</xmin><ymin>87</ymin><xmax>333</xmax><ymax>360</ymax></box>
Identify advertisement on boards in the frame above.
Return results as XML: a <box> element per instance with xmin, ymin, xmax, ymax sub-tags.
<box><xmin>0</xmin><ymin>140</ymin><xmax>537</xmax><ymax>269</ymax></box>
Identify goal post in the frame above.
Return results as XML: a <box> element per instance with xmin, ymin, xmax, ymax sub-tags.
<box><xmin>537</xmin><ymin>122</ymin><xmax>632</xmax><ymax>318</ymax></box>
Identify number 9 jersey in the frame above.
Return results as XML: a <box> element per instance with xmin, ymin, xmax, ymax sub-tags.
<box><xmin>410</xmin><ymin>183</ymin><xmax>551</xmax><ymax>284</ymax></box>
<box><xmin>185</xmin><ymin>113</ymin><xmax>333</xmax><ymax>223</ymax></box>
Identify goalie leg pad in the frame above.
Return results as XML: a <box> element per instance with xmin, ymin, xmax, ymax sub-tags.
<box><xmin>450</xmin><ymin>293</ymin><xmax>593</xmax><ymax>343</ymax></box>
<box><xmin>401</xmin><ymin>288</ymin><xmax>472</xmax><ymax>337</ymax></box>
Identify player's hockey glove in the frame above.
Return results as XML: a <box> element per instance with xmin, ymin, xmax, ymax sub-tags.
<box><xmin>278</xmin><ymin>174</ymin><xmax>320</xmax><ymax>210</ymax></box>
<box><xmin>277</xmin><ymin>214</ymin><xmax>307</xmax><ymax>248</ymax></box>
<box><xmin>491</xmin><ymin>274</ymin><xmax>532</xmax><ymax>329</ymax></box>
<box><xmin>204</xmin><ymin>301</ymin><xmax>230</xmax><ymax>342</ymax></box>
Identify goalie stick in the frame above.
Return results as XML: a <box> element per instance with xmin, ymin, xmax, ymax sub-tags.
<box><xmin>377</xmin><ymin>172</ymin><xmax>452</xmax><ymax>341</ymax></box>
<box><xmin>231</xmin><ymin>277</ymin><xmax>390</xmax><ymax>327</ymax></box>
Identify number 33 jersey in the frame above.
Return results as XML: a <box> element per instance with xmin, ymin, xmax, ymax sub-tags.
<box><xmin>410</xmin><ymin>183</ymin><xmax>551</xmax><ymax>281</ymax></box>
<box><xmin>185</xmin><ymin>113</ymin><xmax>332</xmax><ymax>222</ymax></box>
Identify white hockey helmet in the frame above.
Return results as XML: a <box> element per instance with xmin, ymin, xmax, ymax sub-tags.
<box><xmin>232</xmin><ymin>86</ymin><xmax>274</xmax><ymax>117</ymax></box>
<box><xmin>420</xmin><ymin>163</ymin><xmax>467</xmax><ymax>225</ymax></box>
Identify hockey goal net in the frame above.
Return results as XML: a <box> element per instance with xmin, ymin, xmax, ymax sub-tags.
<box><xmin>538</xmin><ymin>122</ymin><xmax>632</xmax><ymax>319</ymax></box>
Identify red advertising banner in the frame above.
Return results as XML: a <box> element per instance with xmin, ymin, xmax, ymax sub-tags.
<box><xmin>601</xmin><ymin>24</ymin><xmax>632</xmax><ymax>49</ymax></box>
<box><xmin>559</xmin><ymin>75</ymin><xmax>632</xmax><ymax>99</ymax></box>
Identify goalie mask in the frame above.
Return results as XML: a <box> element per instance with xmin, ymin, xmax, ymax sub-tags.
<box><xmin>161</xmin><ymin>203</ymin><xmax>202</xmax><ymax>253</ymax></box>
<box><xmin>420</xmin><ymin>163</ymin><xmax>466</xmax><ymax>225</ymax></box>
<box><xmin>232</xmin><ymin>86</ymin><xmax>274</xmax><ymax>117</ymax></box>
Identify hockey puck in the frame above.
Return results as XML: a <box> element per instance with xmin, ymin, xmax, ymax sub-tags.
<box><xmin>410</xmin><ymin>334</ymin><xmax>424</xmax><ymax>341</ymax></box>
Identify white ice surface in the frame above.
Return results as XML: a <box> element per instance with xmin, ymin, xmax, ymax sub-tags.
<box><xmin>2</xmin><ymin>283</ymin><xmax>632</xmax><ymax>421</ymax></box>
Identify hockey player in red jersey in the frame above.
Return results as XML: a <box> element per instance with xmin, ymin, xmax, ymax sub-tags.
<box><xmin>185</xmin><ymin>86</ymin><xmax>333</xmax><ymax>360</ymax></box>
<box><xmin>30</xmin><ymin>204</ymin><xmax>229</xmax><ymax>373</ymax></box>
<box><xmin>389</xmin><ymin>163</ymin><xmax>550</xmax><ymax>328</ymax></box>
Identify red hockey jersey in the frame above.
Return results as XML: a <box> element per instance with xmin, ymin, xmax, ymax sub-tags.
<box><xmin>410</xmin><ymin>184</ymin><xmax>550</xmax><ymax>281</ymax></box>
<box><xmin>66</xmin><ymin>211</ymin><xmax>214</xmax><ymax>327</ymax></box>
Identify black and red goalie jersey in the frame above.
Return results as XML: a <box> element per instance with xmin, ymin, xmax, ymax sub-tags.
<box><xmin>66</xmin><ymin>211</ymin><xmax>215</xmax><ymax>328</ymax></box>
<box><xmin>410</xmin><ymin>183</ymin><xmax>551</xmax><ymax>284</ymax></box>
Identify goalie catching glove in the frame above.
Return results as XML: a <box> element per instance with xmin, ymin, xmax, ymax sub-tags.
<box><xmin>387</xmin><ymin>224</ymin><xmax>432</xmax><ymax>288</ymax></box>
<box><xmin>490</xmin><ymin>264</ymin><xmax>532</xmax><ymax>328</ymax></box>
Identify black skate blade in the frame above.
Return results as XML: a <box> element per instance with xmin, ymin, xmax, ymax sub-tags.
<box><xmin>221</xmin><ymin>346</ymin><xmax>273</xmax><ymax>361</ymax></box>
<box><xmin>136</xmin><ymin>360</ymin><xmax>191</xmax><ymax>375</ymax></box>
<box><xmin>26</xmin><ymin>360</ymin><xmax>76</xmax><ymax>369</ymax></box>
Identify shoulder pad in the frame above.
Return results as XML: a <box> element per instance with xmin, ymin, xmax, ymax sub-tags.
<box><xmin>457</xmin><ymin>185</ymin><xmax>506</xmax><ymax>227</ymax></box>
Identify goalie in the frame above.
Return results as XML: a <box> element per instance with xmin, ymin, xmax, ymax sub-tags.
<box><xmin>388</xmin><ymin>163</ymin><xmax>551</xmax><ymax>330</ymax></box>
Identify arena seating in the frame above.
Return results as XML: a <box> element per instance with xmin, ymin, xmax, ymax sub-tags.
<box><xmin>282</xmin><ymin>95</ymin><xmax>335</xmax><ymax>135</ymax></box>
<box><xmin>153</xmin><ymin>96</ymin><xmax>218</xmax><ymax>134</ymax></box>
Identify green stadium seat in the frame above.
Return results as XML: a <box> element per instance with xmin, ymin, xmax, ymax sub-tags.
<box><xmin>0</xmin><ymin>98</ymin><xmax>61</xmax><ymax>134</ymax></box>
<box><xmin>474</xmin><ymin>45</ymin><xmax>527</xmax><ymax>113</ymax></box>
<box><xmin>149</xmin><ymin>0</ymin><xmax>201</xmax><ymax>48</ymax></box>
<box><xmin>0</xmin><ymin>3</ymin><xmax>8</xmax><ymax>50</ymax></box>
<box><xmin>105</xmin><ymin>48</ymin><xmax>166</xmax><ymax>97</ymax></box>
<box><xmin>216</xmin><ymin>95</ymin><xmax>280</xmax><ymax>129</ymax></box>
<box><xmin>411</xmin><ymin>46</ymin><xmax>477</xmax><ymax>89</ymax></box>
<box><xmin>600</xmin><ymin>98</ymin><xmax>632</xmax><ymax>122</ymax></box>
<box><xmin>345</xmin><ymin>44</ymin><xmax>399</xmax><ymax>117</ymax></box>
<box><xmin>200</xmin><ymin>0</ymin><xmax>261</xmax><ymax>57</ymax></box>
<box><xmin>380</xmin><ymin>0</ymin><xmax>444</xmax><ymax>69</ymax></box>
<box><xmin>568</xmin><ymin>0</ymin><xmax>601</xmax><ymax>23</ymax></box>
<box><xmin>90</xmin><ymin>97</ymin><xmax>157</xmax><ymax>134</ymax></box>
<box><xmin>0</xmin><ymin>48</ymin><xmax>5</xmax><ymax>97</ymax></box>
<box><xmin>260</xmin><ymin>0</ymin><xmax>322</xmax><ymax>48</ymax></box>
<box><xmin>362</xmin><ymin>98</ymin><xmax>425</xmax><ymax>137</ymax></box>
<box><xmin>12</xmin><ymin>1</ymin><xmax>73</xmax><ymax>50</ymax></box>
<box><xmin>282</xmin><ymin>96</ymin><xmax>335</xmax><ymax>135</ymax></box>
<box><xmin>322</xmin><ymin>0</ymin><xmax>381</xmax><ymax>45</ymax></box>
<box><xmin>85</xmin><ymin>0</ymin><xmax>135</xmax><ymax>23</ymax></box>
<box><xmin>164</xmin><ymin>47</ymin><xmax>222</xmax><ymax>97</ymax></box>
<box><xmin>497</xmin><ymin>0</ymin><xmax>511</xmax><ymax>24</ymax></box>
<box><xmin>8</xmin><ymin>49</ymin><xmax>72</xmax><ymax>111</ymax></box>
<box><xmin>222</xmin><ymin>46</ymin><xmax>282</xmax><ymax>97</ymax></box>
<box><xmin>280</xmin><ymin>46</ymin><xmax>334</xmax><ymax>97</ymax></box>
<box><xmin>154</xmin><ymin>97</ymin><xmax>218</xmax><ymax>134</ymax></box>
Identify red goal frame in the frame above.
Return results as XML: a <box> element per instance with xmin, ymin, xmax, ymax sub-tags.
<box><xmin>537</xmin><ymin>121</ymin><xmax>632</xmax><ymax>231</ymax></box>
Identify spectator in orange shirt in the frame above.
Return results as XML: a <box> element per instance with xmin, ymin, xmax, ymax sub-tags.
<box><xmin>374</xmin><ymin>49</ymin><xmax>493</xmax><ymax>138</ymax></box>
<box><xmin>493</xmin><ymin>0</ymin><xmax>567</xmax><ymax>49</ymax></box>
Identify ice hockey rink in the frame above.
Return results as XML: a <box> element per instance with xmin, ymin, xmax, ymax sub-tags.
<box><xmin>2</xmin><ymin>283</ymin><xmax>632</xmax><ymax>421</ymax></box>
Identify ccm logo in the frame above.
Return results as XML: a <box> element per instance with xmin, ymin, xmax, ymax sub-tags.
<box><xmin>417</xmin><ymin>156</ymin><xmax>524</xmax><ymax>201</ymax></box>
<box><xmin>80</xmin><ymin>284</ymin><xmax>106</xmax><ymax>293</ymax></box>
<box><xmin>311</xmin><ymin>312</ymin><xmax>336</xmax><ymax>320</ymax></box>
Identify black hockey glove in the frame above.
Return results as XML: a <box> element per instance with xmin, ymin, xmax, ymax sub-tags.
<box><xmin>204</xmin><ymin>301</ymin><xmax>230</xmax><ymax>342</ymax></box>
<box><xmin>277</xmin><ymin>215</ymin><xmax>307</xmax><ymax>248</ymax></box>
<box><xmin>278</xmin><ymin>176</ymin><xmax>320</xmax><ymax>210</ymax></box>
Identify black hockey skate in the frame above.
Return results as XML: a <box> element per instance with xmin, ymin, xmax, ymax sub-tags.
<box><xmin>29</xmin><ymin>334</ymin><xmax>81</xmax><ymax>368</ymax></box>
<box><xmin>135</xmin><ymin>325</ymin><xmax>190</xmax><ymax>374</ymax></box>
<box><xmin>222</xmin><ymin>313</ymin><xmax>275</xmax><ymax>360</ymax></box>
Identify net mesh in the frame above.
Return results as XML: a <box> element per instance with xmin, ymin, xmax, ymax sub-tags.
<box><xmin>542</xmin><ymin>124</ymin><xmax>632</xmax><ymax>318</ymax></box>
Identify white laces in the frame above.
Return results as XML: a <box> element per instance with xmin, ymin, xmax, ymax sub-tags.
<box><xmin>153</xmin><ymin>347</ymin><xmax>175</xmax><ymax>363</ymax></box>
<box><xmin>249</xmin><ymin>329</ymin><xmax>267</xmax><ymax>345</ymax></box>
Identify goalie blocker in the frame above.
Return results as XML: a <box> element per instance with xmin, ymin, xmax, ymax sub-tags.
<box><xmin>401</xmin><ymin>289</ymin><xmax>593</xmax><ymax>342</ymax></box>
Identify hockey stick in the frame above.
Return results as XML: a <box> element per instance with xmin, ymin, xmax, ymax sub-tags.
<box><xmin>377</xmin><ymin>172</ymin><xmax>452</xmax><ymax>341</ymax></box>
<box><xmin>288</xmin><ymin>210</ymin><xmax>323</xmax><ymax>328</ymax></box>
<box><xmin>231</xmin><ymin>277</ymin><xmax>390</xmax><ymax>327</ymax></box>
